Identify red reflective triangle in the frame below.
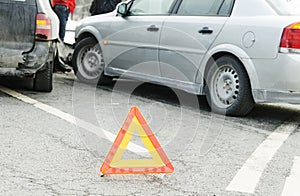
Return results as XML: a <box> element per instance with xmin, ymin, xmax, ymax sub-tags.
<box><xmin>100</xmin><ymin>106</ymin><xmax>174</xmax><ymax>175</ymax></box>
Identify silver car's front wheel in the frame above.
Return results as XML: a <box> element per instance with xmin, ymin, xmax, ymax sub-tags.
<box><xmin>73</xmin><ymin>37</ymin><xmax>112</xmax><ymax>84</ymax></box>
<box><xmin>205</xmin><ymin>55</ymin><xmax>254</xmax><ymax>116</ymax></box>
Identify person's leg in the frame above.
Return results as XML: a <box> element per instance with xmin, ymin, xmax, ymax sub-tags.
<box><xmin>54</xmin><ymin>5</ymin><xmax>70</xmax><ymax>40</ymax></box>
<box><xmin>57</xmin><ymin>11</ymin><xmax>69</xmax><ymax>41</ymax></box>
<box><xmin>53</xmin><ymin>6</ymin><xmax>71</xmax><ymax>72</ymax></box>
<box><xmin>54</xmin><ymin>49</ymin><xmax>71</xmax><ymax>73</ymax></box>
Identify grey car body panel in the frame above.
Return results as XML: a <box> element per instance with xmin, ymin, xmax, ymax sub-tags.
<box><xmin>0</xmin><ymin>0</ymin><xmax>36</xmax><ymax>63</ymax></box>
<box><xmin>0</xmin><ymin>0</ymin><xmax>59</xmax><ymax>77</ymax></box>
<box><xmin>106</xmin><ymin>66</ymin><xmax>202</xmax><ymax>94</ymax></box>
<box><xmin>160</xmin><ymin>16</ymin><xmax>228</xmax><ymax>83</ymax></box>
<box><xmin>105</xmin><ymin>15</ymin><xmax>166</xmax><ymax>77</ymax></box>
<box><xmin>75</xmin><ymin>0</ymin><xmax>300</xmax><ymax>103</ymax></box>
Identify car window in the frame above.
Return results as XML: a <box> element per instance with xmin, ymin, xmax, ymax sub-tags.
<box><xmin>218</xmin><ymin>0</ymin><xmax>234</xmax><ymax>16</ymax></box>
<box><xmin>177</xmin><ymin>0</ymin><xmax>231</xmax><ymax>16</ymax></box>
<box><xmin>129</xmin><ymin>0</ymin><xmax>175</xmax><ymax>15</ymax></box>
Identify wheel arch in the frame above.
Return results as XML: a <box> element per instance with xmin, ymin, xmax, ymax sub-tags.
<box><xmin>76</xmin><ymin>32</ymin><xmax>97</xmax><ymax>43</ymax></box>
<box><xmin>197</xmin><ymin>44</ymin><xmax>260</xmax><ymax>95</ymax></box>
<box><xmin>72</xmin><ymin>35</ymin><xmax>112</xmax><ymax>85</ymax></box>
<box><xmin>75</xmin><ymin>26</ymin><xmax>103</xmax><ymax>44</ymax></box>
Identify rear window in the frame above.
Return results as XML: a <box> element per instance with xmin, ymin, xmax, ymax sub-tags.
<box><xmin>266</xmin><ymin>0</ymin><xmax>300</xmax><ymax>15</ymax></box>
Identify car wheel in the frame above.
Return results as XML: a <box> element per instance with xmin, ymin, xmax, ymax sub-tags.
<box><xmin>33</xmin><ymin>62</ymin><xmax>53</xmax><ymax>92</ymax></box>
<box><xmin>72</xmin><ymin>37</ymin><xmax>112</xmax><ymax>84</ymax></box>
<box><xmin>205</xmin><ymin>55</ymin><xmax>254</xmax><ymax>116</ymax></box>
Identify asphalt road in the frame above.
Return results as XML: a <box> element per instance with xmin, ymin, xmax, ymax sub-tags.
<box><xmin>0</xmin><ymin>73</ymin><xmax>299</xmax><ymax>195</ymax></box>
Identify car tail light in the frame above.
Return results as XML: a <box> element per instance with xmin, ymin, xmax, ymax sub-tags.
<box><xmin>36</xmin><ymin>13</ymin><xmax>52</xmax><ymax>40</ymax></box>
<box><xmin>280</xmin><ymin>22</ymin><xmax>300</xmax><ymax>53</ymax></box>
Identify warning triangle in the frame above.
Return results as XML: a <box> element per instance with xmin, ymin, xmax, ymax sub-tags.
<box><xmin>100</xmin><ymin>106</ymin><xmax>174</xmax><ymax>174</ymax></box>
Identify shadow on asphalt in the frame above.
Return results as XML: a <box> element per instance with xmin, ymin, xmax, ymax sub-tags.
<box><xmin>1</xmin><ymin>76</ymin><xmax>299</xmax><ymax>128</ymax></box>
<box><xmin>102</xmin><ymin>79</ymin><xmax>210</xmax><ymax>110</ymax></box>
<box><xmin>0</xmin><ymin>77</ymin><xmax>33</xmax><ymax>91</ymax></box>
<box><xmin>97</xmin><ymin>79</ymin><xmax>300</xmax><ymax>129</ymax></box>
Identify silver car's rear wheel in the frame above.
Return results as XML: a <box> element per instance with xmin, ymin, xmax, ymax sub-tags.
<box><xmin>211</xmin><ymin>65</ymin><xmax>239</xmax><ymax>108</ymax></box>
<box><xmin>205</xmin><ymin>55</ymin><xmax>254</xmax><ymax>116</ymax></box>
<box><xmin>73</xmin><ymin>37</ymin><xmax>112</xmax><ymax>84</ymax></box>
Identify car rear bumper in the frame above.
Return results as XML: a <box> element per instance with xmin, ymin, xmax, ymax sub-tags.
<box><xmin>0</xmin><ymin>41</ymin><xmax>56</xmax><ymax>77</ymax></box>
<box><xmin>253</xmin><ymin>89</ymin><xmax>300</xmax><ymax>104</ymax></box>
<box><xmin>252</xmin><ymin>53</ymin><xmax>300</xmax><ymax>92</ymax></box>
<box><xmin>250</xmin><ymin>53</ymin><xmax>300</xmax><ymax>103</ymax></box>
<box><xmin>0</xmin><ymin>68</ymin><xmax>36</xmax><ymax>77</ymax></box>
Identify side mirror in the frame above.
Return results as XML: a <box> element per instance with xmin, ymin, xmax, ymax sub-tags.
<box><xmin>117</xmin><ymin>3</ymin><xmax>128</xmax><ymax>16</ymax></box>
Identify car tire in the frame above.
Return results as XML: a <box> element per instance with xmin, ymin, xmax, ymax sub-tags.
<box><xmin>72</xmin><ymin>37</ymin><xmax>112</xmax><ymax>85</ymax></box>
<box><xmin>33</xmin><ymin>62</ymin><xmax>53</xmax><ymax>92</ymax></box>
<box><xmin>205</xmin><ymin>55</ymin><xmax>254</xmax><ymax>116</ymax></box>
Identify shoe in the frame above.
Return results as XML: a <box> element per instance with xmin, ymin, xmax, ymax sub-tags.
<box><xmin>55</xmin><ymin>62</ymin><xmax>71</xmax><ymax>73</ymax></box>
<box><xmin>60</xmin><ymin>53</ymin><xmax>73</xmax><ymax>67</ymax></box>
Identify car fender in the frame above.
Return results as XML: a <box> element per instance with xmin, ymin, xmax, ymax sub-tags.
<box><xmin>76</xmin><ymin>25</ymin><xmax>103</xmax><ymax>44</ymax></box>
<box><xmin>196</xmin><ymin>44</ymin><xmax>260</xmax><ymax>91</ymax></box>
<box><xmin>75</xmin><ymin>25</ymin><xmax>115</xmax><ymax>72</ymax></box>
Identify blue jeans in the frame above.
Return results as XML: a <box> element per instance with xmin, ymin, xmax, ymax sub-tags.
<box><xmin>54</xmin><ymin>5</ymin><xmax>70</xmax><ymax>41</ymax></box>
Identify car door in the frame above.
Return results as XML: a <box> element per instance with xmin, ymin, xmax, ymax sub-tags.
<box><xmin>105</xmin><ymin>0</ymin><xmax>175</xmax><ymax>79</ymax></box>
<box><xmin>159</xmin><ymin>0</ymin><xmax>233</xmax><ymax>83</ymax></box>
<box><xmin>0</xmin><ymin>0</ymin><xmax>37</xmax><ymax>68</ymax></box>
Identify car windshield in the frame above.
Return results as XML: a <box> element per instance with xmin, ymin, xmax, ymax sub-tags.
<box><xmin>266</xmin><ymin>0</ymin><xmax>300</xmax><ymax>15</ymax></box>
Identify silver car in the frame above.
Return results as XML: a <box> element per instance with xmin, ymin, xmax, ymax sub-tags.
<box><xmin>73</xmin><ymin>0</ymin><xmax>300</xmax><ymax>116</ymax></box>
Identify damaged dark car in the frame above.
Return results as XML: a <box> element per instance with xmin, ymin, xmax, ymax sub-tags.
<box><xmin>0</xmin><ymin>0</ymin><xmax>59</xmax><ymax>92</ymax></box>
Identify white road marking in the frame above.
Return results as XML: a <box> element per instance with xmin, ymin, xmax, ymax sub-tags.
<box><xmin>281</xmin><ymin>156</ymin><xmax>300</xmax><ymax>196</ymax></box>
<box><xmin>0</xmin><ymin>85</ymin><xmax>148</xmax><ymax>154</ymax></box>
<box><xmin>226</xmin><ymin>118</ymin><xmax>299</xmax><ymax>194</ymax></box>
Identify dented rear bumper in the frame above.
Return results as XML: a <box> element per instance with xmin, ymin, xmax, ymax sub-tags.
<box><xmin>0</xmin><ymin>68</ymin><xmax>36</xmax><ymax>77</ymax></box>
<box><xmin>0</xmin><ymin>41</ymin><xmax>56</xmax><ymax>77</ymax></box>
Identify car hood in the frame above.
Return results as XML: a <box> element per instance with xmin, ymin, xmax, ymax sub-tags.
<box><xmin>77</xmin><ymin>12</ymin><xmax>117</xmax><ymax>28</ymax></box>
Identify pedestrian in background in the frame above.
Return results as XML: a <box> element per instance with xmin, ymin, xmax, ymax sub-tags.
<box><xmin>52</xmin><ymin>0</ymin><xmax>76</xmax><ymax>72</ymax></box>
<box><xmin>89</xmin><ymin>0</ymin><xmax>121</xmax><ymax>16</ymax></box>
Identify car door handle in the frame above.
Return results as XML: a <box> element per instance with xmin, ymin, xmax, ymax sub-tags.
<box><xmin>147</xmin><ymin>25</ymin><xmax>159</xmax><ymax>32</ymax></box>
<box><xmin>198</xmin><ymin>27</ymin><xmax>213</xmax><ymax>34</ymax></box>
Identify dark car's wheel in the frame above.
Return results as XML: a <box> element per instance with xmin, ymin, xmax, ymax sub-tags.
<box><xmin>33</xmin><ymin>62</ymin><xmax>53</xmax><ymax>92</ymax></box>
<box><xmin>205</xmin><ymin>55</ymin><xmax>254</xmax><ymax>116</ymax></box>
<box><xmin>72</xmin><ymin>37</ymin><xmax>112</xmax><ymax>84</ymax></box>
